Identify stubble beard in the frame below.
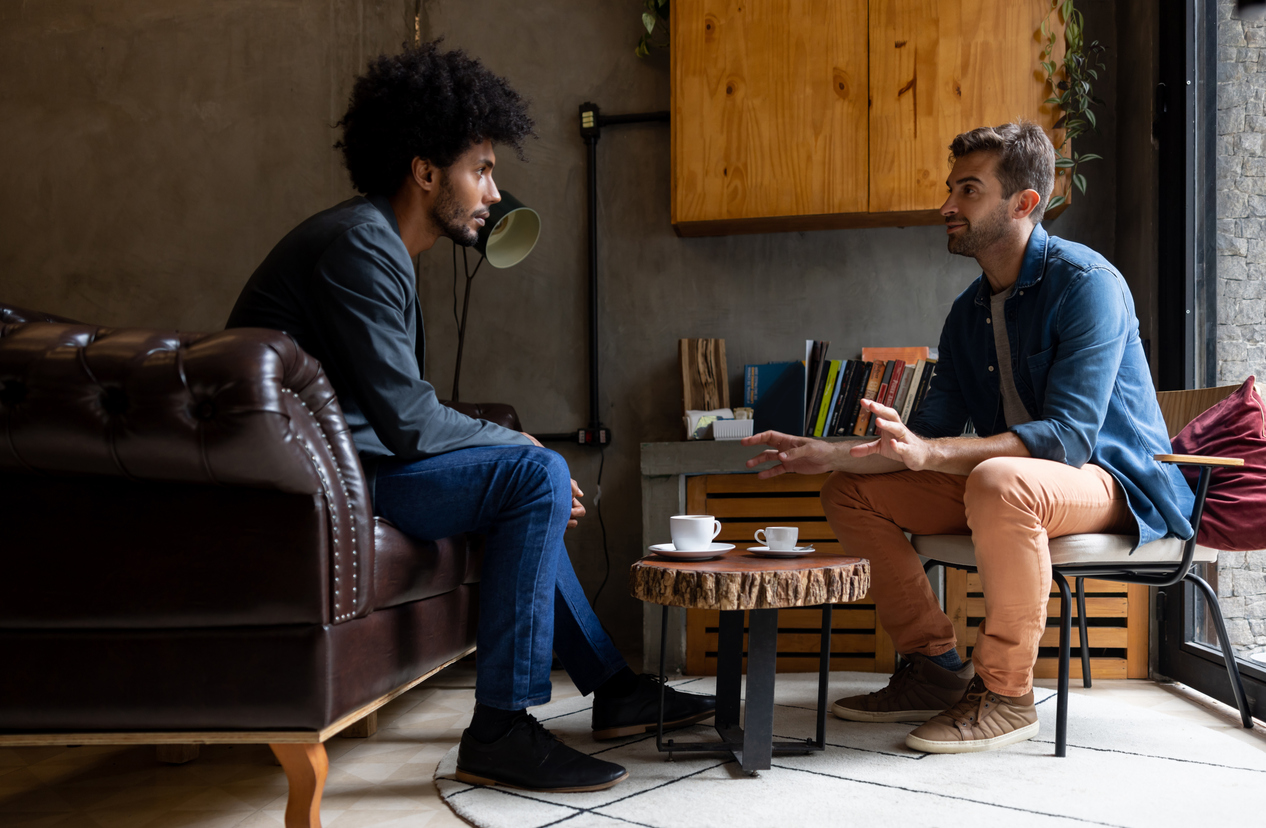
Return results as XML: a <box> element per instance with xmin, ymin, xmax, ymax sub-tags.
<box><xmin>947</xmin><ymin>200</ymin><xmax>1011</xmax><ymax>258</ymax></box>
<box><xmin>432</xmin><ymin>178</ymin><xmax>480</xmax><ymax>248</ymax></box>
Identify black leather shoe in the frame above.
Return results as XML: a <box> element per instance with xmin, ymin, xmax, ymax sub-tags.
<box><xmin>592</xmin><ymin>674</ymin><xmax>717</xmax><ymax>740</ymax></box>
<box><xmin>456</xmin><ymin>713</ymin><xmax>628</xmax><ymax>792</ymax></box>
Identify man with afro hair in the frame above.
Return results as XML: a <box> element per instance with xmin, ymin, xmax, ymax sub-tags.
<box><xmin>228</xmin><ymin>42</ymin><xmax>713</xmax><ymax>792</ymax></box>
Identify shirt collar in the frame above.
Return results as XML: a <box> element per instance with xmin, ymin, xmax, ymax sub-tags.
<box><xmin>367</xmin><ymin>194</ymin><xmax>403</xmax><ymax>237</ymax></box>
<box><xmin>973</xmin><ymin>221</ymin><xmax>1050</xmax><ymax>306</ymax></box>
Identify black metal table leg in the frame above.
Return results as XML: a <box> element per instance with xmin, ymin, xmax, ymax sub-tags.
<box><xmin>816</xmin><ymin>603</ymin><xmax>832</xmax><ymax>748</ymax></box>
<box><xmin>740</xmin><ymin>608</ymin><xmax>779</xmax><ymax>772</ymax></box>
<box><xmin>715</xmin><ymin>610</ymin><xmax>744</xmax><ymax>731</ymax></box>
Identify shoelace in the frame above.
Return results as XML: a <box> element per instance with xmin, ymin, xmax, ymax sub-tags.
<box><xmin>866</xmin><ymin>659</ymin><xmax>915</xmax><ymax>701</ymax></box>
<box><xmin>942</xmin><ymin>678</ymin><xmax>992</xmax><ymax>725</ymax></box>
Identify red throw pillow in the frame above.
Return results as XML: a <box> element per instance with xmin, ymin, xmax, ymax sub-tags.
<box><xmin>1170</xmin><ymin>376</ymin><xmax>1266</xmax><ymax>551</ymax></box>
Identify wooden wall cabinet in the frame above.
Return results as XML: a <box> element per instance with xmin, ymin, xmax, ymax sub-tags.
<box><xmin>671</xmin><ymin>0</ymin><xmax>1067</xmax><ymax>237</ymax></box>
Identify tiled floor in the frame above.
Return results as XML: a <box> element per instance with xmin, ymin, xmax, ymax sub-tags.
<box><xmin>2</xmin><ymin>661</ymin><xmax>1263</xmax><ymax>828</ymax></box>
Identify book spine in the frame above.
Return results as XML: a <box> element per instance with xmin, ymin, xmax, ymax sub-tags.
<box><xmin>834</xmin><ymin>361</ymin><xmax>863</xmax><ymax>435</ymax></box>
<box><xmin>746</xmin><ymin>365</ymin><xmax>756</xmax><ymax>406</ymax></box>
<box><xmin>853</xmin><ymin>360</ymin><xmax>885</xmax><ymax>436</ymax></box>
<box><xmin>845</xmin><ymin>362</ymin><xmax>874</xmax><ymax>435</ymax></box>
<box><xmin>866</xmin><ymin>360</ymin><xmax>896</xmax><ymax>436</ymax></box>
<box><xmin>883</xmin><ymin>360</ymin><xmax>906</xmax><ymax>408</ymax></box>
<box><xmin>804</xmin><ymin>341</ymin><xmax>826</xmax><ymax>434</ymax></box>
<box><xmin>813</xmin><ymin>360</ymin><xmax>841</xmax><ymax>436</ymax></box>
<box><xmin>824</xmin><ymin>360</ymin><xmax>850</xmax><ymax>436</ymax></box>
<box><xmin>891</xmin><ymin>361</ymin><xmax>914</xmax><ymax>418</ymax></box>
<box><xmin>900</xmin><ymin>360</ymin><xmax>926</xmax><ymax>421</ymax></box>
<box><xmin>911</xmin><ymin>360</ymin><xmax>937</xmax><ymax>419</ymax></box>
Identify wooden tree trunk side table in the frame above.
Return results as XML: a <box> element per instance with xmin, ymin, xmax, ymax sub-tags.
<box><xmin>630</xmin><ymin>551</ymin><xmax>870</xmax><ymax>773</ymax></box>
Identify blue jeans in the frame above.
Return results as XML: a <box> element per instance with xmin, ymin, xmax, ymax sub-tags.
<box><xmin>374</xmin><ymin>445</ymin><xmax>626</xmax><ymax>709</ymax></box>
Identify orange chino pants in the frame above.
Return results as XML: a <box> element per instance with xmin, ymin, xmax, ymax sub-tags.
<box><xmin>820</xmin><ymin>457</ymin><xmax>1134</xmax><ymax>696</ymax></box>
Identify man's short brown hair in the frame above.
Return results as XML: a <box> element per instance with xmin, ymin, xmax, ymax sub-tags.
<box><xmin>949</xmin><ymin>122</ymin><xmax>1055</xmax><ymax>223</ymax></box>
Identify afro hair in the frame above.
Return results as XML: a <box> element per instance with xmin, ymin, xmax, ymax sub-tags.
<box><xmin>335</xmin><ymin>41</ymin><xmax>535</xmax><ymax>196</ymax></box>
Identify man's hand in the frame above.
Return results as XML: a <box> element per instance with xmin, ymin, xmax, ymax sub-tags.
<box><xmin>741</xmin><ymin>431</ymin><xmax>838</xmax><ymax>479</ymax></box>
<box><xmin>850</xmin><ymin>398</ymin><xmax>934</xmax><ymax>470</ymax></box>
<box><xmin>524</xmin><ymin>433</ymin><xmax>544</xmax><ymax>448</ymax></box>
<box><xmin>568</xmin><ymin>478</ymin><xmax>585</xmax><ymax>529</ymax></box>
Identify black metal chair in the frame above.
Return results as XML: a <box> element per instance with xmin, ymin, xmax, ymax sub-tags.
<box><xmin>912</xmin><ymin>384</ymin><xmax>1254</xmax><ymax>757</ymax></box>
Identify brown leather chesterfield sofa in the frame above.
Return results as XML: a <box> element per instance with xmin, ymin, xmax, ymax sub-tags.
<box><xmin>0</xmin><ymin>302</ymin><xmax>515</xmax><ymax>827</ymax></box>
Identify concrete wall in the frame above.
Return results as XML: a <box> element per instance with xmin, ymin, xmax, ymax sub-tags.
<box><xmin>1</xmin><ymin>0</ymin><xmax>1128</xmax><ymax>654</ymax></box>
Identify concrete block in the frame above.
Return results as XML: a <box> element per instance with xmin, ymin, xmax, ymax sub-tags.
<box><xmin>1219</xmin><ymin>218</ymin><xmax>1241</xmax><ymax>236</ymax></box>
<box><xmin>1241</xmin><ymin>131</ymin><xmax>1266</xmax><ymax>156</ymax></box>
<box><xmin>1249</xmin><ymin>26</ymin><xmax>1266</xmax><ymax>48</ymax></box>
<box><xmin>1226</xmin><ymin>617</ymin><xmax>1253</xmax><ymax>647</ymax></box>
<box><xmin>1244</xmin><ymin>158</ymin><xmax>1266</xmax><ymax>177</ymax></box>
<box><xmin>1232</xmin><ymin>300</ymin><xmax>1264</xmax><ymax>325</ymax></box>
<box><xmin>1247</xmin><ymin>237</ymin><xmax>1266</xmax><ymax>260</ymax></box>
<box><xmin>1221</xmin><ymin>339</ymin><xmax>1250</xmax><ymax>362</ymax></box>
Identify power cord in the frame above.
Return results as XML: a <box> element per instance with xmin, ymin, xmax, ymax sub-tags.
<box><xmin>591</xmin><ymin>445</ymin><xmax>612</xmax><ymax>606</ymax></box>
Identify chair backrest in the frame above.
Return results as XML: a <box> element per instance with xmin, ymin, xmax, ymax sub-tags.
<box><xmin>1155</xmin><ymin>384</ymin><xmax>1241</xmax><ymax>438</ymax></box>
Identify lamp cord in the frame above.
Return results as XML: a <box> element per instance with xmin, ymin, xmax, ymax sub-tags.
<box><xmin>591</xmin><ymin>445</ymin><xmax>611</xmax><ymax>607</ymax></box>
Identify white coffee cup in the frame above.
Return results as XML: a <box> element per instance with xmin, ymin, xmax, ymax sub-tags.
<box><xmin>670</xmin><ymin>514</ymin><xmax>722</xmax><ymax>550</ymax></box>
<box><xmin>755</xmin><ymin>526</ymin><xmax>798</xmax><ymax>551</ymax></box>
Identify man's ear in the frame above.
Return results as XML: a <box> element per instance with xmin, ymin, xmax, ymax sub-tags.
<box><xmin>1014</xmin><ymin>188</ymin><xmax>1041</xmax><ymax>221</ymax></box>
<box><xmin>411</xmin><ymin>157</ymin><xmax>438</xmax><ymax>192</ymax></box>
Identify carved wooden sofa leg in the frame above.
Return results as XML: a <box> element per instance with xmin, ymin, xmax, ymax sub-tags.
<box><xmin>270</xmin><ymin>743</ymin><xmax>329</xmax><ymax>828</ymax></box>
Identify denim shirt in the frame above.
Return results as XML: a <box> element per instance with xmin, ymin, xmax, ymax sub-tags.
<box><xmin>907</xmin><ymin>223</ymin><xmax>1195</xmax><ymax>547</ymax></box>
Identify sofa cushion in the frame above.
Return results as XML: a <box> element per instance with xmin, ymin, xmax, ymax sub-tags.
<box><xmin>372</xmin><ymin>518</ymin><xmax>481</xmax><ymax>610</ymax></box>
<box><xmin>1170</xmin><ymin>376</ymin><xmax>1266</xmax><ymax>551</ymax></box>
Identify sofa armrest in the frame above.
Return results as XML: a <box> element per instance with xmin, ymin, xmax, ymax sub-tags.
<box><xmin>0</xmin><ymin>322</ymin><xmax>375</xmax><ymax>622</ymax></box>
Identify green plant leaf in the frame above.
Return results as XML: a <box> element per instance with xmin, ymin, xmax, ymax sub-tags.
<box><xmin>1076</xmin><ymin>152</ymin><xmax>1103</xmax><ymax>162</ymax></box>
<box><xmin>1050</xmin><ymin>194</ymin><xmax>1067</xmax><ymax>210</ymax></box>
<box><xmin>1085</xmin><ymin>108</ymin><xmax>1096</xmax><ymax>129</ymax></box>
<box><xmin>643</xmin><ymin>11</ymin><xmax>655</xmax><ymax>34</ymax></box>
<box><xmin>1074</xmin><ymin>173</ymin><xmax>1087</xmax><ymax>194</ymax></box>
<box><xmin>1056</xmin><ymin>157</ymin><xmax>1075</xmax><ymax>168</ymax></box>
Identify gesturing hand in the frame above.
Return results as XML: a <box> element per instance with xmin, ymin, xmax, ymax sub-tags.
<box><xmin>567</xmin><ymin>478</ymin><xmax>586</xmax><ymax>529</ymax></box>
<box><xmin>740</xmin><ymin>430</ymin><xmax>837</xmax><ymax>479</ymax></box>
<box><xmin>850</xmin><ymin>399</ymin><xmax>933</xmax><ymax>470</ymax></box>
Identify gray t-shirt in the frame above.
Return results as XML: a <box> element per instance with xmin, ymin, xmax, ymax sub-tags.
<box><xmin>990</xmin><ymin>287</ymin><xmax>1033</xmax><ymax>428</ymax></box>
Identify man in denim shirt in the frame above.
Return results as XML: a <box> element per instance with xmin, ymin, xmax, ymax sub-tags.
<box><xmin>743</xmin><ymin>123</ymin><xmax>1193</xmax><ymax>754</ymax></box>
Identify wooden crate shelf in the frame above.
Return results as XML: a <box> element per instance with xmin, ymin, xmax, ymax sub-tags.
<box><xmin>683</xmin><ymin>472</ymin><xmax>1151</xmax><ymax>680</ymax></box>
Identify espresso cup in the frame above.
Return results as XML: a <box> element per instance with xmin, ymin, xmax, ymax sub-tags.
<box><xmin>670</xmin><ymin>514</ymin><xmax>722</xmax><ymax>550</ymax></box>
<box><xmin>755</xmin><ymin>526</ymin><xmax>798</xmax><ymax>551</ymax></box>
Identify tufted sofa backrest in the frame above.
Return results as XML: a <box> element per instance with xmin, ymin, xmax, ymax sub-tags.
<box><xmin>0</xmin><ymin>309</ymin><xmax>375</xmax><ymax>623</ymax></box>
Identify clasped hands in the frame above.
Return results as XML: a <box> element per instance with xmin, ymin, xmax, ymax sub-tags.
<box><xmin>740</xmin><ymin>398</ymin><xmax>933</xmax><ymax>478</ymax></box>
<box><xmin>524</xmin><ymin>433</ymin><xmax>586</xmax><ymax>528</ymax></box>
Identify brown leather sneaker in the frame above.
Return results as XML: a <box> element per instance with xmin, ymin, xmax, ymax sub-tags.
<box><xmin>832</xmin><ymin>653</ymin><xmax>975</xmax><ymax>723</ymax></box>
<box><xmin>905</xmin><ymin>675</ymin><xmax>1039</xmax><ymax>754</ymax></box>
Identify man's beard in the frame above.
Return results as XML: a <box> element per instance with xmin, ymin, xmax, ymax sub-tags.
<box><xmin>432</xmin><ymin>179</ymin><xmax>482</xmax><ymax>247</ymax></box>
<box><xmin>947</xmin><ymin>200</ymin><xmax>1011</xmax><ymax>257</ymax></box>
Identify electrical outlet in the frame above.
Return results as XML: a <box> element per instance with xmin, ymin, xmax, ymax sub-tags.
<box><xmin>576</xmin><ymin>427</ymin><xmax>610</xmax><ymax>446</ymax></box>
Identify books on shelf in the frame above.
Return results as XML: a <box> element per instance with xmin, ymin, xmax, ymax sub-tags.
<box><xmin>742</xmin><ymin>345</ymin><xmax>936</xmax><ymax>439</ymax></box>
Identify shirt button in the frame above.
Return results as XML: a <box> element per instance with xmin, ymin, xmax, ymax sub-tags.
<box><xmin>1019</xmin><ymin>290</ymin><xmax>1025</xmax><ymax>295</ymax></box>
<box><xmin>986</xmin><ymin>317</ymin><xmax>992</xmax><ymax>324</ymax></box>
<box><xmin>988</xmin><ymin>365</ymin><xmax>995</xmax><ymax>372</ymax></box>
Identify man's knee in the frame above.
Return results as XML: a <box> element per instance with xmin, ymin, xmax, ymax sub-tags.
<box><xmin>518</xmin><ymin>445</ymin><xmax>570</xmax><ymax>491</ymax></box>
<box><xmin>963</xmin><ymin>457</ymin><xmax>1035</xmax><ymax>520</ymax></box>
<box><xmin>820</xmin><ymin>470</ymin><xmax>872</xmax><ymax>514</ymax></box>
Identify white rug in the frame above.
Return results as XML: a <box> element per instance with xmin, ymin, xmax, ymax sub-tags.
<box><xmin>435</xmin><ymin>673</ymin><xmax>1266</xmax><ymax>828</ymax></box>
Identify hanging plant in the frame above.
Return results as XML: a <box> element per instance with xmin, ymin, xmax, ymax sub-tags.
<box><xmin>1041</xmin><ymin>0</ymin><xmax>1107</xmax><ymax>211</ymax></box>
<box><xmin>635</xmin><ymin>0</ymin><xmax>670</xmax><ymax>58</ymax></box>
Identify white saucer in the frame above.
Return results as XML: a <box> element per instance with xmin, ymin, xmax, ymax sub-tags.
<box><xmin>747</xmin><ymin>545</ymin><xmax>815</xmax><ymax>558</ymax></box>
<box><xmin>648</xmin><ymin>542</ymin><xmax>735</xmax><ymax>561</ymax></box>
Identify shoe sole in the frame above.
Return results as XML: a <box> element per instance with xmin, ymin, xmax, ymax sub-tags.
<box><xmin>904</xmin><ymin>721</ymin><xmax>1040</xmax><ymax>754</ymax></box>
<box><xmin>831</xmin><ymin>702</ymin><xmax>945</xmax><ymax>723</ymax></box>
<box><xmin>454</xmin><ymin>768</ymin><xmax>629</xmax><ymax>792</ymax></box>
<box><xmin>592</xmin><ymin>710</ymin><xmax>716</xmax><ymax>741</ymax></box>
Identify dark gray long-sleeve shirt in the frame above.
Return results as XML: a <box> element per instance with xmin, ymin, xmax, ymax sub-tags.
<box><xmin>227</xmin><ymin>195</ymin><xmax>531</xmax><ymax>465</ymax></box>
